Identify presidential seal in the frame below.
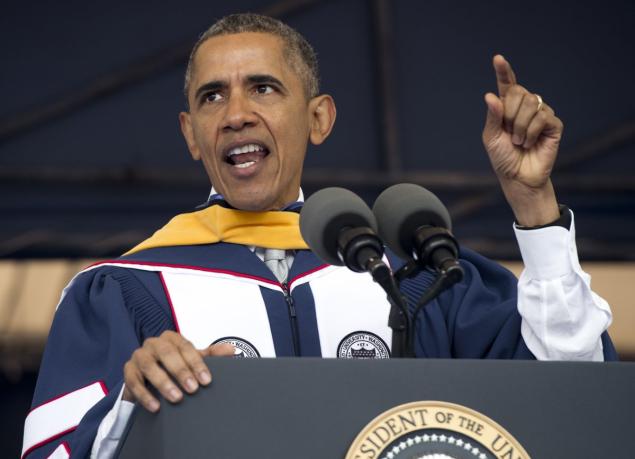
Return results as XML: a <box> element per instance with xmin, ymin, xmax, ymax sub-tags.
<box><xmin>211</xmin><ymin>336</ymin><xmax>260</xmax><ymax>358</ymax></box>
<box><xmin>338</xmin><ymin>331</ymin><xmax>390</xmax><ymax>359</ymax></box>
<box><xmin>346</xmin><ymin>401</ymin><xmax>530</xmax><ymax>459</ymax></box>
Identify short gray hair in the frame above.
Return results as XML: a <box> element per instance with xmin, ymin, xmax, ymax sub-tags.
<box><xmin>183</xmin><ymin>13</ymin><xmax>320</xmax><ymax>108</ymax></box>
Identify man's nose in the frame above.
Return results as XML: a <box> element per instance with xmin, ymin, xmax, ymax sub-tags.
<box><xmin>221</xmin><ymin>92</ymin><xmax>258</xmax><ymax>131</ymax></box>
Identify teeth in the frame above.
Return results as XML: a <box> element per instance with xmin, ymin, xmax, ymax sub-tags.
<box><xmin>227</xmin><ymin>143</ymin><xmax>264</xmax><ymax>157</ymax></box>
<box><xmin>235</xmin><ymin>161</ymin><xmax>256</xmax><ymax>169</ymax></box>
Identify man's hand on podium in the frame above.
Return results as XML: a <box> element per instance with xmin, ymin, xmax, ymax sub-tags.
<box><xmin>122</xmin><ymin>330</ymin><xmax>235</xmax><ymax>412</ymax></box>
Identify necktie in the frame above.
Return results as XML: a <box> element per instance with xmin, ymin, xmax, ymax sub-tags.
<box><xmin>264</xmin><ymin>248</ymin><xmax>289</xmax><ymax>283</ymax></box>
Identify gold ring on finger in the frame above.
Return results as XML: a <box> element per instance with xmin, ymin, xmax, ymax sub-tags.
<box><xmin>535</xmin><ymin>94</ymin><xmax>544</xmax><ymax>113</ymax></box>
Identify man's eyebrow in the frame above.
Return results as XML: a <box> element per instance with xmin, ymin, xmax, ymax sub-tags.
<box><xmin>247</xmin><ymin>74</ymin><xmax>286</xmax><ymax>90</ymax></box>
<box><xmin>194</xmin><ymin>80</ymin><xmax>226</xmax><ymax>100</ymax></box>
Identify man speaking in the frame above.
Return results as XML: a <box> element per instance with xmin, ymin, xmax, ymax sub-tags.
<box><xmin>21</xmin><ymin>13</ymin><xmax>615</xmax><ymax>459</ymax></box>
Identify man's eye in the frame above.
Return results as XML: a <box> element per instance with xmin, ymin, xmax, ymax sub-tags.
<box><xmin>204</xmin><ymin>92</ymin><xmax>223</xmax><ymax>103</ymax></box>
<box><xmin>255</xmin><ymin>85</ymin><xmax>274</xmax><ymax>95</ymax></box>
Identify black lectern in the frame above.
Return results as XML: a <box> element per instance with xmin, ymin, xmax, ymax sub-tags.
<box><xmin>117</xmin><ymin>358</ymin><xmax>634</xmax><ymax>458</ymax></box>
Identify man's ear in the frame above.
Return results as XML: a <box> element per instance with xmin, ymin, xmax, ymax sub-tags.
<box><xmin>308</xmin><ymin>95</ymin><xmax>336</xmax><ymax>145</ymax></box>
<box><xmin>179</xmin><ymin>111</ymin><xmax>201</xmax><ymax>160</ymax></box>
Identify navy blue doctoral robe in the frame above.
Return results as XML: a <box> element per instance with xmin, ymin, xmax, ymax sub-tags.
<box><xmin>23</xmin><ymin>243</ymin><xmax>618</xmax><ymax>458</ymax></box>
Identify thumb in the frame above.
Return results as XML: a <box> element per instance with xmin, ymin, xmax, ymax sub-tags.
<box><xmin>199</xmin><ymin>342</ymin><xmax>236</xmax><ymax>357</ymax></box>
<box><xmin>483</xmin><ymin>92</ymin><xmax>504</xmax><ymax>141</ymax></box>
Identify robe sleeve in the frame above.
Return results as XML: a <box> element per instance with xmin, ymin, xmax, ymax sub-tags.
<box><xmin>400</xmin><ymin>248</ymin><xmax>618</xmax><ymax>360</ymax></box>
<box><xmin>399</xmin><ymin>248</ymin><xmax>533</xmax><ymax>359</ymax></box>
<box><xmin>21</xmin><ymin>267</ymin><xmax>174</xmax><ymax>459</ymax></box>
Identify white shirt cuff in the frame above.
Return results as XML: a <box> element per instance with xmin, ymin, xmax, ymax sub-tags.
<box><xmin>513</xmin><ymin>210</ymin><xmax>612</xmax><ymax>361</ymax></box>
<box><xmin>91</xmin><ymin>384</ymin><xmax>135</xmax><ymax>459</ymax></box>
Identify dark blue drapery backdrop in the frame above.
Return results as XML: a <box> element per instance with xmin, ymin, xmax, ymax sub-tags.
<box><xmin>2</xmin><ymin>1</ymin><xmax>633</xmax><ymax>456</ymax></box>
<box><xmin>1</xmin><ymin>0</ymin><xmax>633</xmax><ymax>260</ymax></box>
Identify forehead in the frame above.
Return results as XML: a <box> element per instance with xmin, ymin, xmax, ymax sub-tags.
<box><xmin>191</xmin><ymin>32</ymin><xmax>295</xmax><ymax>85</ymax></box>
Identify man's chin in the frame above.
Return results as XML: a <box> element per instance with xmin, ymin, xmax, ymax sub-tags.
<box><xmin>224</xmin><ymin>193</ymin><xmax>280</xmax><ymax>212</ymax></box>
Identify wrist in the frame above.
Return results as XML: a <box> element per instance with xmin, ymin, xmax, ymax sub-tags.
<box><xmin>500</xmin><ymin>179</ymin><xmax>560</xmax><ymax>227</ymax></box>
<box><xmin>515</xmin><ymin>204</ymin><xmax>571</xmax><ymax>230</ymax></box>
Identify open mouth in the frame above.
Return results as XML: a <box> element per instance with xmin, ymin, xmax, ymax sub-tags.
<box><xmin>224</xmin><ymin>143</ymin><xmax>270</xmax><ymax>169</ymax></box>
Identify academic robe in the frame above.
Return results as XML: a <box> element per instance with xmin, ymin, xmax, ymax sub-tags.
<box><xmin>21</xmin><ymin>242</ymin><xmax>618</xmax><ymax>458</ymax></box>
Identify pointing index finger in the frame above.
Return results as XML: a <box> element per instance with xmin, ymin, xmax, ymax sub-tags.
<box><xmin>493</xmin><ymin>54</ymin><xmax>517</xmax><ymax>98</ymax></box>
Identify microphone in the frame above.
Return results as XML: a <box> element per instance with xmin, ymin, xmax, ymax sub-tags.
<box><xmin>372</xmin><ymin>183</ymin><xmax>464</xmax><ymax>284</ymax></box>
<box><xmin>301</xmin><ymin>187</ymin><xmax>413</xmax><ymax>357</ymax></box>
<box><xmin>299</xmin><ymin>187</ymin><xmax>384</xmax><ymax>273</ymax></box>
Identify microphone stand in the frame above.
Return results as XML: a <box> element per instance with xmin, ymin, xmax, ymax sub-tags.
<box><xmin>393</xmin><ymin>226</ymin><xmax>465</xmax><ymax>357</ymax></box>
<box><xmin>339</xmin><ymin>226</ymin><xmax>464</xmax><ymax>358</ymax></box>
<box><xmin>338</xmin><ymin>227</ymin><xmax>414</xmax><ymax>358</ymax></box>
<box><xmin>365</xmin><ymin>258</ymin><xmax>413</xmax><ymax>358</ymax></box>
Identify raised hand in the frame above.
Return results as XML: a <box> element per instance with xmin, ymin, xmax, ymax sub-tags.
<box><xmin>123</xmin><ymin>330</ymin><xmax>235</xmax><ymax>412</ymax></box>
<box><xmin>482</xmin><ymin>55</ymin><xmax>562</xmax><ymax>226</ymax></box>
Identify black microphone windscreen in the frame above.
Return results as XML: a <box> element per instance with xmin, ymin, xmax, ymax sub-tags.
<box><xmin>300</xmin><ymin>187</ymin><xmax>378</xmax><ymax>266</ymax></box>
<box><xmin>372</xmin><ymin>183</ymin><xmax>451</xmax><ymax>260</ymax></box>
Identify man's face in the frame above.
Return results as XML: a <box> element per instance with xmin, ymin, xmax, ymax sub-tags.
<box><xmin>180</xmin><ymin>32</ymin><xmax>315</xmax><ymax>211</ymax></box>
